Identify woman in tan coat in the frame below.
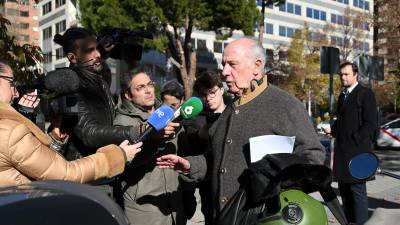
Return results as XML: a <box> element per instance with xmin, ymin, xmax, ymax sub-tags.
<box><xmin>0</xmin><ymin>61</ymin><xmax>142</xmax><ymax>187</ymax></box>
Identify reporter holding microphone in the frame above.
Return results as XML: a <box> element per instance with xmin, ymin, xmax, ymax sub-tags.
<box><xmin>113</xmin><ymin>66</ymin><xmax>187</xmax><ymax>225</ymax></box>
<box><xmin>0</xmin><ymin>60</ymin><xmax>143</xmax><ymax>188</ymax></box>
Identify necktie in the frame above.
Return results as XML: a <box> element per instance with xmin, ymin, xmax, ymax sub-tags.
<box><xmin>344</xmin><ymin>89</ymin><xmax>349</xmax><ymax>100</ymax></box>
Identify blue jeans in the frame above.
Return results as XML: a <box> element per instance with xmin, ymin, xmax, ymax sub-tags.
<box><xmin>338</xmin><ymin>182</ymin><xmax>368</xmax><ymax>225</ymax></box>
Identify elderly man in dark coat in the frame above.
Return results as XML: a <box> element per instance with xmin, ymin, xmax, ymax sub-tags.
<box><xmin>156</xmin><ymin>38</ymin><xmax>326</xmax><ymax>223</ymax></box>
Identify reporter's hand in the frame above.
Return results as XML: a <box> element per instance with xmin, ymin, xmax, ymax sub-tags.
<box><xmin>163</xmin><ymin>122</ymin><xmax>180</xmax><ymax>139</ymax></box>
<box><xmin>323</xmin><ymin>127</ymin><xmax>333</xmax><ymax>138</ymax></box>
<box><xmin>119</xmin><ymin>140</ymin><xmax>142</xmax><ymax>162</ymax></box>
<box><xmin>18</xmin><ymin>91</ymin><xmax>40</xmax><ymax>109</ymax></box>
<box><xmin>156</xmin><ymin>154</ymin><xmax>190</xmax><ymax>174</ymax></box>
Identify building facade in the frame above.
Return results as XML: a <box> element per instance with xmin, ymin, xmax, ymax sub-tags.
<box><xmin>1</xmin><ymin>0</ymin><xmax>39</xmax><ymax>45</ymax></box>
<box><xmin>190</xmin><ymin>0</ymin><xmax>374</xmax><ymax>71</ymax></box>
<box><xmin>37</xmin><ymin>0</ymin><xmax>79</xmax><ymax>72</ymax></box>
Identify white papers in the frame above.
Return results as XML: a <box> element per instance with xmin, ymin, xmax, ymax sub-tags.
<box><xmin>249</xmin><ymin>135</ymin><xmax>296</xmax><ymax>163</ymax></box>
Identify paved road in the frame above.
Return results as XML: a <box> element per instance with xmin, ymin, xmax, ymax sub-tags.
<box><xmin>187</xmin><ymin>149</ymin><xmax>400</xmax><ymax>225</ymax></box>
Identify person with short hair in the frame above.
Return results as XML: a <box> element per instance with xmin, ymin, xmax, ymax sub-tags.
<box><xmin>157</xmin><ymin>38</ymin><xmax>326</xmax><ymax>223</ymax></box>
<box><xmin>114</xmin><ymin>66</ymin><xmax>186</xmax><ymax>225</ymax></box>
<box><xmin>325</xmin><ymin>61</ymin><xmax>378</xmax><ymax>224</ymax></box>
<box><xmin>0</xmin><ymin>60</ymin><xmax>142</xmax><ymax>188</ymax></box>
<box><xmin>161</xmin><ymin>80</ymin><xmax>184</xmax><ymax>110</ymax></box>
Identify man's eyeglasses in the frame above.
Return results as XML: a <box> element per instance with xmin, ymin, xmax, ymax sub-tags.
<box><xmin>133</xmin><ymin>81</ymin><xmax>155</xmax><ymax>92</ymax></box>
<box><xmin>0</xmin><ymin>75</ymin><xmax>16</xmax><ymax>87</ymax></box>
<box><xmin>200</xmin><ymin>88</ymin><xmax>220</xmax><ymax>98</ymax></box>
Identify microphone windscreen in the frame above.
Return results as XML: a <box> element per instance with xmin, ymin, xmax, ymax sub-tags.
<box><xmin>147</xmin><ymin>105</ymin><xmax>175</xmax><ymax>131</ymax></box>
<box><xmin>179</xmin><ymin>97</ymin><xmax>203</xmax><ymax>119</ymax></box>
<box><xmin>44</xmin><ymin>68</ymin><xmax>80</xmax><ymax>95</ymax></box>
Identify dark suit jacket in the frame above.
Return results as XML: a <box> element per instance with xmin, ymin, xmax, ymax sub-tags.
<box><xmin>332</xmin><ymin>84</ymin><xmax>377</xmax><ymax>183</ymax></box>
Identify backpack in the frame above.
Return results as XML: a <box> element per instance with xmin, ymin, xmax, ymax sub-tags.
<box><xmin>356</xmin><ymin>88</ymin><xmax>380</xmax><ymax>143</ymax></box>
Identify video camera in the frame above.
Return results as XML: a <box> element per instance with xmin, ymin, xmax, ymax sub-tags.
<box><xmin>98</xmin><ymin>27</ymin><xmax>153</xmax><ymax>61</ymax></box>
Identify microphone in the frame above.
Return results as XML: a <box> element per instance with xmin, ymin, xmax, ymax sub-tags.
<box><xmin>44</xmin><ymin>68</ymin><xmax>80</xmax><ymax>95</ymax></box>
<box><xmin>173</xmin><ymin>97</ymin><xmax>204</xmax><ymax>121</ymax></box>
<box><xmin>132</xmin><ymin>105</ymin><xmax>175</xmax><ymax>143</ymax></box>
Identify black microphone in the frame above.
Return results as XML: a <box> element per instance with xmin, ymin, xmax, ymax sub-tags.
<box><xmin>44</xmin><ymin>68</ymin><xmax>80</xmax><ymax>95</ymax></box>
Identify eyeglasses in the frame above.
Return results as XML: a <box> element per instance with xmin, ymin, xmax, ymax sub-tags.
<box><xmin>133</xmin><ymin>81</ymin><xmax>155</xmax><ymax>92</ymax></box>
<box><xmin>201</xmin><ymin>87</ymin><xmax>220</xmax><ymax>98</ymax></box>
<box><xmin>0</xmin><ymin>75</ymin><xmax>16</xmax><ymax>87</ymax></box>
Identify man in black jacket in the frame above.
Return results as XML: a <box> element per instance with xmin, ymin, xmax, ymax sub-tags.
<box><xmin>325</xmin><ymin>62</ymin><xmax>378</xmax><ymax>225</ymax></box>
<box><xmin>47</xmin><ymin>28</ymin><xmax>177</xmax><ymax>196</ymax></box>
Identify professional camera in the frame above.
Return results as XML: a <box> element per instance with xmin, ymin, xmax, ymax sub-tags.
<box><xmin>98</xmin><ymin>27</ymin><xmax>153</xmax><ymax>61</ymax></box>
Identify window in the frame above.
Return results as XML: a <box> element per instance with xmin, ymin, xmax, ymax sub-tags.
<box><xmin>20</xmin><ymin>10</ymin><xmax>28</xmax><ymax>17</ymax></box>
<box><xmin>257</xmin><ymin>0</ymin><xmax>273</xmax><ymax>8</ymax></box>
<box><xmin>55</xmin><ymin>20</ymin><xmax>66</xmax><ymax>33</ymax></box>
<box><xmin>279</xmin><ymin>2</ymin><xmax>301</xmax><ymax>16</ymax></box>
<box><xmin>333</xmin><ymin>0</ymin><xmax>349</xmax><ymax>4</ymax></box>
<box><xmin>18</xmin><ymin>35</ymin><xmax>29</xmax><ymax>42</ymax></box>
<box><xmin>331</xmin><ymin>14</ymin><xmax>349</xmax><ymax>26</ymax></box>
<box><xmin>42</xmin><ymin>2</ymin><xmax>51</xmax><ymax>15</ymax></box>
<box><xmin>214</xmin><ymin>41</ymin><xmax>223</xmax><ymax>53</ymax></box>
<box><xmin>43</xmin><ymin>26</ymin><xmax>52</xmax><ymax>40</ymax></box>
<box><xmin>295</xmin><ymin>5</ymin><xmax>301</xmax><ymax>15</ymax></box>
<box><xmin>55</xmin><ymin>0</ymin><xmax>66</xmax><ymax>8</ymax></box>
<box><xmin>196</xmin><ymin>39</ymin><xmax>207</xmax><ymax>50</ymax></box>
<box><xmin>266</xmin><ymin>23</ymin><xmax>273</xmax><ymax>34</ymax></box>
<box><xmin>43</xmin><ymin>52</ymin><xmax>53</xmax><ymax>63</ymax></box>
<box><xmin>353</xmin><ymin>0</ymin><xmax>370</xmax><ymax>10</ymax></box>
<box><xmin>331</xmin><ymin>36</ymin><xmax>344</xmax><ymax>47</ymax></box>
<box><xmin>12</xmin><ymin>23</ymin><xmax>29</xmax><ymax>29</ymax></box>
<box><xmin>56</xmin><ymin>48</ymin><xmax>64</xmax><ymax>60</ymax></box>
<box><xmin>306</xmin><ymin>8</ymin><xmax>326</xmax><ymax>21</ymax></box>
<box><xmin>279</xmin><ymin>26</ymin><xmax>298</xmax><ymax>37</ymax></box>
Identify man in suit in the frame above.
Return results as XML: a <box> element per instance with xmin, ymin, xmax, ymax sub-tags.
<box><xmin>325</xmin><ymin>61</ymin><xmax>378</xmax><ymax>225</ymax></box>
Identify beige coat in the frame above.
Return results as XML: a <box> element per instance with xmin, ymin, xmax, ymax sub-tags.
<box><xmin>0</xmin><ymin>102</ymin><xmax>126</xmax><ymax>187</ymax></box>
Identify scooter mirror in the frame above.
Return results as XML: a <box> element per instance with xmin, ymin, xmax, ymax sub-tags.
<box><xmin>348</xmin><ymin>152</ymin><xmax>379</xmax><ymax>180</ymax></box>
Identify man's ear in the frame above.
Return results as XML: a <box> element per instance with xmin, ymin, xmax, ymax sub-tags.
<box><xmin>66</xmin><ymin>53</ymin><xmax>77</xmax><ymax>64</ymax></box>
<box><xmin>253</xmin><ymin>58</ymin><xmax>263</xmax><ymax>78</ymax></box>
<box><xmin>124</xmin><ymin>91</ymin><xmax>132</xmax><ymax>101</ymax></box>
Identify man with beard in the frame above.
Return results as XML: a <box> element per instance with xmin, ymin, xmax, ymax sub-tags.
<box><xmin>48</xmin><ymin>28</ymin><xmax>177</xmax><ymax>196</ymax></box>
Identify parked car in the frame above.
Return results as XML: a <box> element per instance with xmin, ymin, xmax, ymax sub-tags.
<box><xmin>0</xmin><ymin>180</ymin><xmax>130</xmax><ymax>225</ymax></box>
<box><xmin>376</xmin><ymin>118</ymin><xmax>400</xmax><ymax>149</ymax></box>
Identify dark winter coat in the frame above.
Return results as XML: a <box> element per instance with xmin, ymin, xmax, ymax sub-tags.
<box><xmin>183</xmin><ymin>81</ymin><xmax>326</xmax><ymax>221</ymax></box>
<box><xmin>331</xmin><ymin>84</ymin><xmax>378</xmax><ymax>183</ymax></box>
<box><xmin>45</xmin><ymin>67</ymin><xmax>140</xmax><ymax>160</ymax></box>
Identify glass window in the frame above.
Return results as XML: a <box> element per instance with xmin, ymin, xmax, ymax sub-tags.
<box><xmin>331</xmin><ymin>14</ymin><xmax>337</xmax><ymax>23</ymax></box>
<box><xmin>279</xmin><ymin>4</ymin><xmax>286</xmax><ymax>12</ymax></box>
<box><xmin>321</xmin><ymin>11</ymin><xmax>326</xmax><ymax>21</ymax></box>
<box><xmin>56</xmin><ymin>0</ymin><xmax>66</xmax><ymax>8</ymax></box>
<box><xmin>55</xmin><ymin>20</ymin><xmax>66</xmax><ymax>34</ymax></box>
<box><xmin>56</xmin><ymin>48</ymin><xmax>64</xmax><ymax>60</ymax></box>
<box><xmin>314</xmin><ymin>10</ymin><xmax>320</xmax><ymax>19</ymax></box>
<box><xmin>365</xmin><ymin>1</ymin><xmax>370</xmax><ymax>10</ymax></box>
<box><xmin>42</xmin><ymin>2</ymin><xmax>51</xmax><ymax>15</ymax></box>
<box><xmin>279</xmin><ymin>26</ymin><xmax>286</xmax><ymax>36</ymax></box>
<box><xmin>266</xmin><ymin>2</ymin><xmax>273</xmax><ymax>9</ymax></box>
<box><xmin>287</xmin><ymin>27</ymin><xmax>294</xmax><ymax>37</ymax></box>
<box><xmin>295</xmin><ymin>5</ymin><xmax>301</xmax><ymax>15</ymax></box>
<box><xmin>287</xmin><ymin>3</ymin><xmax>294</xmax><ymax>13</ymax></box>
<box><xmin>306</xmin><ymin>8</ymin><xmax>312</xmax><ymax>18</ymax></box>
<box><xmin>213</xmin><ymin>41</ymin><xmax>222</xmax><ymax>53</ymax></box>
<box><xmin>197</xmin><ymin>39</ymin><xmax>207</xmax><ymax>50</ymax></box>
<box><xmin>353</xmin><ymin>0</ymin><xmax>358</xmax><ymax>7</ymax></box>
<box><xmin>266</xmin><ymin>23</ymin><xmax>273</xmax><ymax>34</ymax></box>
<box><xmin>43</xmin><ymin>26</ymin><xmax>52</xmax><ymax>40</ymax></box>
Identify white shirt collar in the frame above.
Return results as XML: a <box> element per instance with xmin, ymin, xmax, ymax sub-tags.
<box><xmin>343</xmin><ymin>82</ymin><xmax>358</xmax><ymax>94</ymax></box>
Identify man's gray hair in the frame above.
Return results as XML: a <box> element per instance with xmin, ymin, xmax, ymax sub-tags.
<box><xmin>246</xmin><ymin>37</ymin><xmax>266</xmax><ymax>70</ymax></box>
